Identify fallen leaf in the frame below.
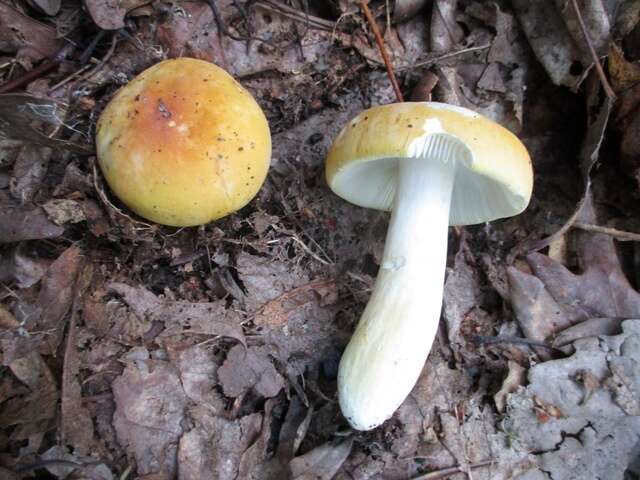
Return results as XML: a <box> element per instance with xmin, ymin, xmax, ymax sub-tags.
<box><xmin>477</xmin><ymin>62</ymin><xmax>507</xmax><ymax>93</ymax></box>
<box><xmin>0</xmin><ymin>304</ymin><xmax>19</xmax><ymax>329</ymax></box>
<box><xmin>0</xmin><ymin>246</ymin><xmax>50</xmax><ymax>288</ymax></box>
<box><xmin>553</xmin><ymin>317</ymin><xmax>623</xmax><ymax>349</ymax></box>
<box><xmin>112</xmin><ymin>359</ymin><xmax>188</xmax><ymax>478</ymax></box>
<box><xmin>494</xmin><ymin>360</ymin><xmax>526</xmax><ymax>412</ymax></box>
<box><xmin>165</xmin><ymin>342</ymin><xmax>225</xmax><ymax>414</ymax></box>
<box><xmin>155</xmin><ymin>2</ymin><xmax>334</xmax><ymax>77</ymax></box>
<box><xmin>178</xmin><ymin>406</ymin><xmax>262</xmax><ymax>480</ymax></box>
<box><xmin>614</xmin><ymin>0</ymin><xmax>640</xmax><ymax>38</ymax></box>
<box><xmin>0</xmin><ymin>206</ymin><xmax>64</xmax><ymax>243</ymax></box>
<box><xmin>393</xmin><ymin>0</ymin><xmax>428</xmax><ymax>23</ymax></box>
<box><xmin>0</xmin><ymin>94</ymin><xmax>92</xmax><ymax>153</ymax></box>
<box><xmin>512</xmin><ymin>0</ymin><xmax>588</xmax><ymax>87</ymax></box>
<box><xmin>528</xmin><ymin>210</ymin><xmax>640</xmax><ymax>321</ymax></box>
<box><xmin>10</xmin><ymin>145</ymin><xmax>51</xmax><ymax>204</ymax></box>
<box><xmin>289</xmin><ymin>437</ymin><xmax>353</xmax><ymax>480</ymax></box>
<box><xmin>608</xmin><ymin>43</ymin><xmax>640</xmax><ymax>92</ymax></box>
<box><xmin>443</xmin><ymin>244</ymin><xmax>481</xmax><ymax>348</ymax></box>
<box><xmin>237</xmin><ymin>251</ymin><xmax>309</xmax><ymax>312</ymax></box>
<box><xmin>26</xmin><ymin>0</ymin><xmax>60</xmax><ymax>16</ymax></box>
<box><xmin>42</xmin><ymin>198</ymin><xmax>86</xmax><ymax>225</ymax></box>
<box><xmin>0</xmin><ymin>351</ymin><xmax>58</xmax><ymax>433</ymax></box>
<box><xmin>255</xmin><ymin>279</ymin><xmax>337</xmax><ymax>328</ymax></box>
<box><xmin>107</xmin><ymin>282</ymin><xmax>245</xmax><ymax>345</ymax></box>
<box><xmin>84</xmin><ymin>0</ymin><xmax>127</xmax><ymax>30</ymax></box>
<box><xmin>60</xmin><ymin>266</ymin><xmax>95</xmax><ymax>455</ymax></box>
<box><xmin>0</xmin><ymin>4</ymin><xmax>62</xmax><ymax>66</ymax></box>
<box><xmin>507</xmin><ymin>265</ymin><xmax>573</xmax><ymax>344</ymax></box>
<box><xmin>503</xmin><ymin>320</ymin><xmax>640</xmax><ymax>479</ymax></box>
<box><xmin>217</xmin><ymin>344</ymin><xmax>285</xmax><ymax>398</ymax></box>
<box><xmin>35</xmin><ymin>246</ymin><xmax>83</xmax><ymax>355</ymax></box>
<box><xmin>238</xmin><ymin>398</ymin><xmax>279</xmax><ymax>479</ymax></box>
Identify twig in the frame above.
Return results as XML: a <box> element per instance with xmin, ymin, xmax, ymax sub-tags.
<box><xmin>410</xmin><ymin>459</ymin><xmax>494</xmax><ymax>480</ymax></box>
<box><xmin>573</xmin><ymin>222</ymin><xmax>640</xmax><ymax>242</ymax></box>
<box><xmin>0</xmin><ymin>60</ymin><xmax>59</xmax><ymax>93</ymax></box>
<box><xmin>257</xmin><ymin>0</ymin><xmax>336</xmax><ymax>31</ymax></box>
<box><xmin>79</xmin><ymin>29</ymin><xmax>107</xmax><ymax>66</ymax></box>
<box><xmin>79</xmin><ymin>32</ymin><xmax>118</xmax><ymax>84</ymax></box>
<box><xmin>207</xmin><ymin>0</ymin><xmax>271</xmax><ymax>45</ymax></box>
<box><xmin>16</xmin><ymin>458</ymin><xmax>103</xmax><ymax>474</ymax></box>
<box><xmin>48</xmin><ymin>63</ymin><xmax>94</xmax><ymax>94</ymax></box>
<box><xmin>0</xmin><ymin>44</ymin><xmax>73</xmax><ymax>93</ymax></box>
<box><xmin>399</xmin><ymin>44</ymin><xmax>491</xmax><ymax>71</ymax></box>
<box><xmin>359</xmin><ymin>0</ymin><xmax>404</xmax><ymax>102</ymax></box>
<box><xmin>570</xmin><ymin>0</ymin><xmax>616</xmax><ymax>100</ymax></box>
<box><xmin>473</xmin><ymin>335</ymin><xmax>560</xmax><ymax>352</ymax></box>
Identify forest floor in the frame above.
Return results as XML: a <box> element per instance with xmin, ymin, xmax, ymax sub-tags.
<box><xmin>1</xmin><ymin>0</ymin><xmax>640</xmax><ymax>479</ymax></box>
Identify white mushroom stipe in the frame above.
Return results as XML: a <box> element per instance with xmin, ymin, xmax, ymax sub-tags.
<box><xmin>337</xmin><ymin>138</ymin><xmax>458</xmax><ymax>430</ymax></box>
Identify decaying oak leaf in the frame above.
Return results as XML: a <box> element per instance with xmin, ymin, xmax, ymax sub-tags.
<box><xmin>509</xmin><ymin>198</ymin><xmax>640</xmax><ymax>344</ymax></box>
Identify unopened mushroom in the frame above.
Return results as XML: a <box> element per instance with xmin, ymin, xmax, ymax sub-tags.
<box><xmin>96</xmin><ymin>58</ymin><xmax>271</xmax><ymax>227</ymax></box>
<box><xmin>325</xmin><ymin>102</ymin><xmax>533</xmax><ymax>430</ymax></box>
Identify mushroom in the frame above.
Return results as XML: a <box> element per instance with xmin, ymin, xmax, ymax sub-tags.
<box><xmin>325</xmin><ymin>102</ymin><xmax>533</xmax><ymax>430</ymax></box>
<box><xmin>96</xmin><ymin>58</ymin><xmax>271</xmax><ymax>227</ymax></box>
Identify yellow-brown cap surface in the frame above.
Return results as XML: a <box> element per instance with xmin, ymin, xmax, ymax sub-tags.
<box><xmin>326</xmin><ymin>102</ymin><xmax>533</xmax><ymax>226</ymax></box>
<box><xmin>96</xmin><ymin>58</ymin><xmax>271</xmax><ymax>227</ymax></box>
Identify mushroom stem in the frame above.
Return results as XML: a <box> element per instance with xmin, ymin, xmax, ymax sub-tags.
<box><xmin>338</xmin><ymin>150</ymin><xmax>457</xmax><ymax>430</ymax></box>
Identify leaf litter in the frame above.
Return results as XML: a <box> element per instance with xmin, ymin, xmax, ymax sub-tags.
<box><xmin>0</xmin><ymin>1</ymin><xmax>640</xmax><ymax>479</ymax></box>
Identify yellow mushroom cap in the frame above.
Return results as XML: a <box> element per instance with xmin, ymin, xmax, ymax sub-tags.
<box><xmin>96</xmin><ymin>58</ymin><xmax>271</xmax><ymax>227</ymax></box>
<box><xmin>325</xmin><ymin>102</ymin><xmax>533</xmax><ymax>226</ymax></box>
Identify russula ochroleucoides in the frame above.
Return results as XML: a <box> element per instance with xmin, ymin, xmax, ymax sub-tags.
<box><xmin>325</xmin><ymin>102</ymin><xmax>533</xmax><ymax>430</ymax></box>
<box><xmin>96</xmin><ymin>58</ymin><xmax>271</xmax><ymax>227</ymax></box>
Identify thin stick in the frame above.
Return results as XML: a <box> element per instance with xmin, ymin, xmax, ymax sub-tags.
<box><xmin>573</xmin><ymin>222</ymin><xmax>640</xmax><ymax>242</ymax></box>
<box><xmin>399</xmin><ymin>44</ymin><xmax>491</xmax><ymax>71</ymax></box>
<box><xmin>570</xmin><ymin>0</ymin><xmax>616</xmax><ymax>99</ymax></box>
<box><xmin>410</xmin><ymin>459</ymin><xmax>494</xmax><ymax>480</ymax></box>
<box><xmin>0</xmin><ymin>44</ymin><xmax>73</xmax><ymax>93</ymax></box>
<box><xmin>473</xmin><ymin>335</ymin><xmax>560</xmax><ymax>352</ymax></box>
<box><xmin>359</xmin><ymin>0</ymin><xmax>404</xmax><ymax>102</ymax></box>
<box><xmin>0</xmin><ymin>60</ymin><xmax>59</xmax><ymax>93</ymax></box>
<box><xmin>257</xmin><ymin>0</ymin><xmax>336</xmax><ymax>31</ymax></box>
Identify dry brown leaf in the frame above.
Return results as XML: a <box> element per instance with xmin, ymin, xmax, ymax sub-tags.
<box><xmin>0</xmin><ymin>206</ymin><xmax>64</xmax><ymax>243</ymax></box>
<box><xmin>165</xmin><ymin>342</ymin><xmax>225</xmax><ymax>414</ymax></box>
<box><xmin>26</xmin><ymin>0</ymin><xmax>60</xmax><ymax>16</ymax></box>
<box><xmin>0</xmin><ymin>4</ymin><xmax>62</xmax><ymax>66</ymax></box>
<box><xmin>42</xmin><ymin>199</ymin><xmax>86</xmax><ymax>225</ymax></box>
<box><xmin>255</xmin><ymin>279</ymin><xmax>337</xmax><ymax>328</ymax></box>
<box><xmin>393</xmin><ymin>0</ymin><xmax>429</xmax><ymax>23</ymax></box>
<box><xmin>0</xmin><ymin>246</ymin><xmax>50</xmax><ymax>288</ymax></box>
<box><xmin>513</xmin><ymin>0</ymin><xmax>588</xmax><ymax>87</ymax></box>
<box><xmin>35</xmin><ymin>246</ymin><xmax>83</xmax><ymax>355</ymax></box>
<box><xmin>0</xmin><ymin>94</ymin><xmax>92</xmax><ymax>153</ymax></box>
<box><xmin>289</xmin><ymin>437</ymin><xmax>353</xmax><ymax>480</ymax></box>
<box><xmin>608</xmin><ymin>43</ymin><xmax>640</xmax><ymax>92</ymax></box>
<box><xmin>113</xmin><ymin>359</ymin><xmax>188</xmax><ymax>478</ymax></box>
<box><xmin>107</xmin><ymin>282</ymin><xmax>245</xmax><ymax>345</ymax></box>
<box><xmin>495</xmin><ymin>360</ymin><xmax>526</xmax><ymax>412</ymax></box>
<box><xmin>178</xmin><ymin>406</ymin><xmax>262</xmax><ymax>480</ymax></box>
<box><xmin>0</xmin><ymin>351</ymin><xmax>58</xmax><ymax>431</ymax></box>
<box><xmin>217</xmin><ymin>344</ymin><xmax>285</xmax><ymax>398</ymax></box>
<box><xmin>10</xmin><ymin>145</ymin><xmax>51</xmax><ymax>204</ymax></box>
<box><xmin>60</xmin><ymin>266</ymin><xmax>95</xmax><ymax>455</ymax></box>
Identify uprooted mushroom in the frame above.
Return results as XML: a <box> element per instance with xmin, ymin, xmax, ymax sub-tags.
<box><xmin>325</xmin><ymin>102</ymin><xmax>533</xmax><ymax>430</ymax></box>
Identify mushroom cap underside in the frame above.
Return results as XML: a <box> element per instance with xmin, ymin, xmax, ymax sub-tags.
<box><xmin>325</xmin><ymin>102</ymin><xmax>533</xmax><ymax>226</ymax></box>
